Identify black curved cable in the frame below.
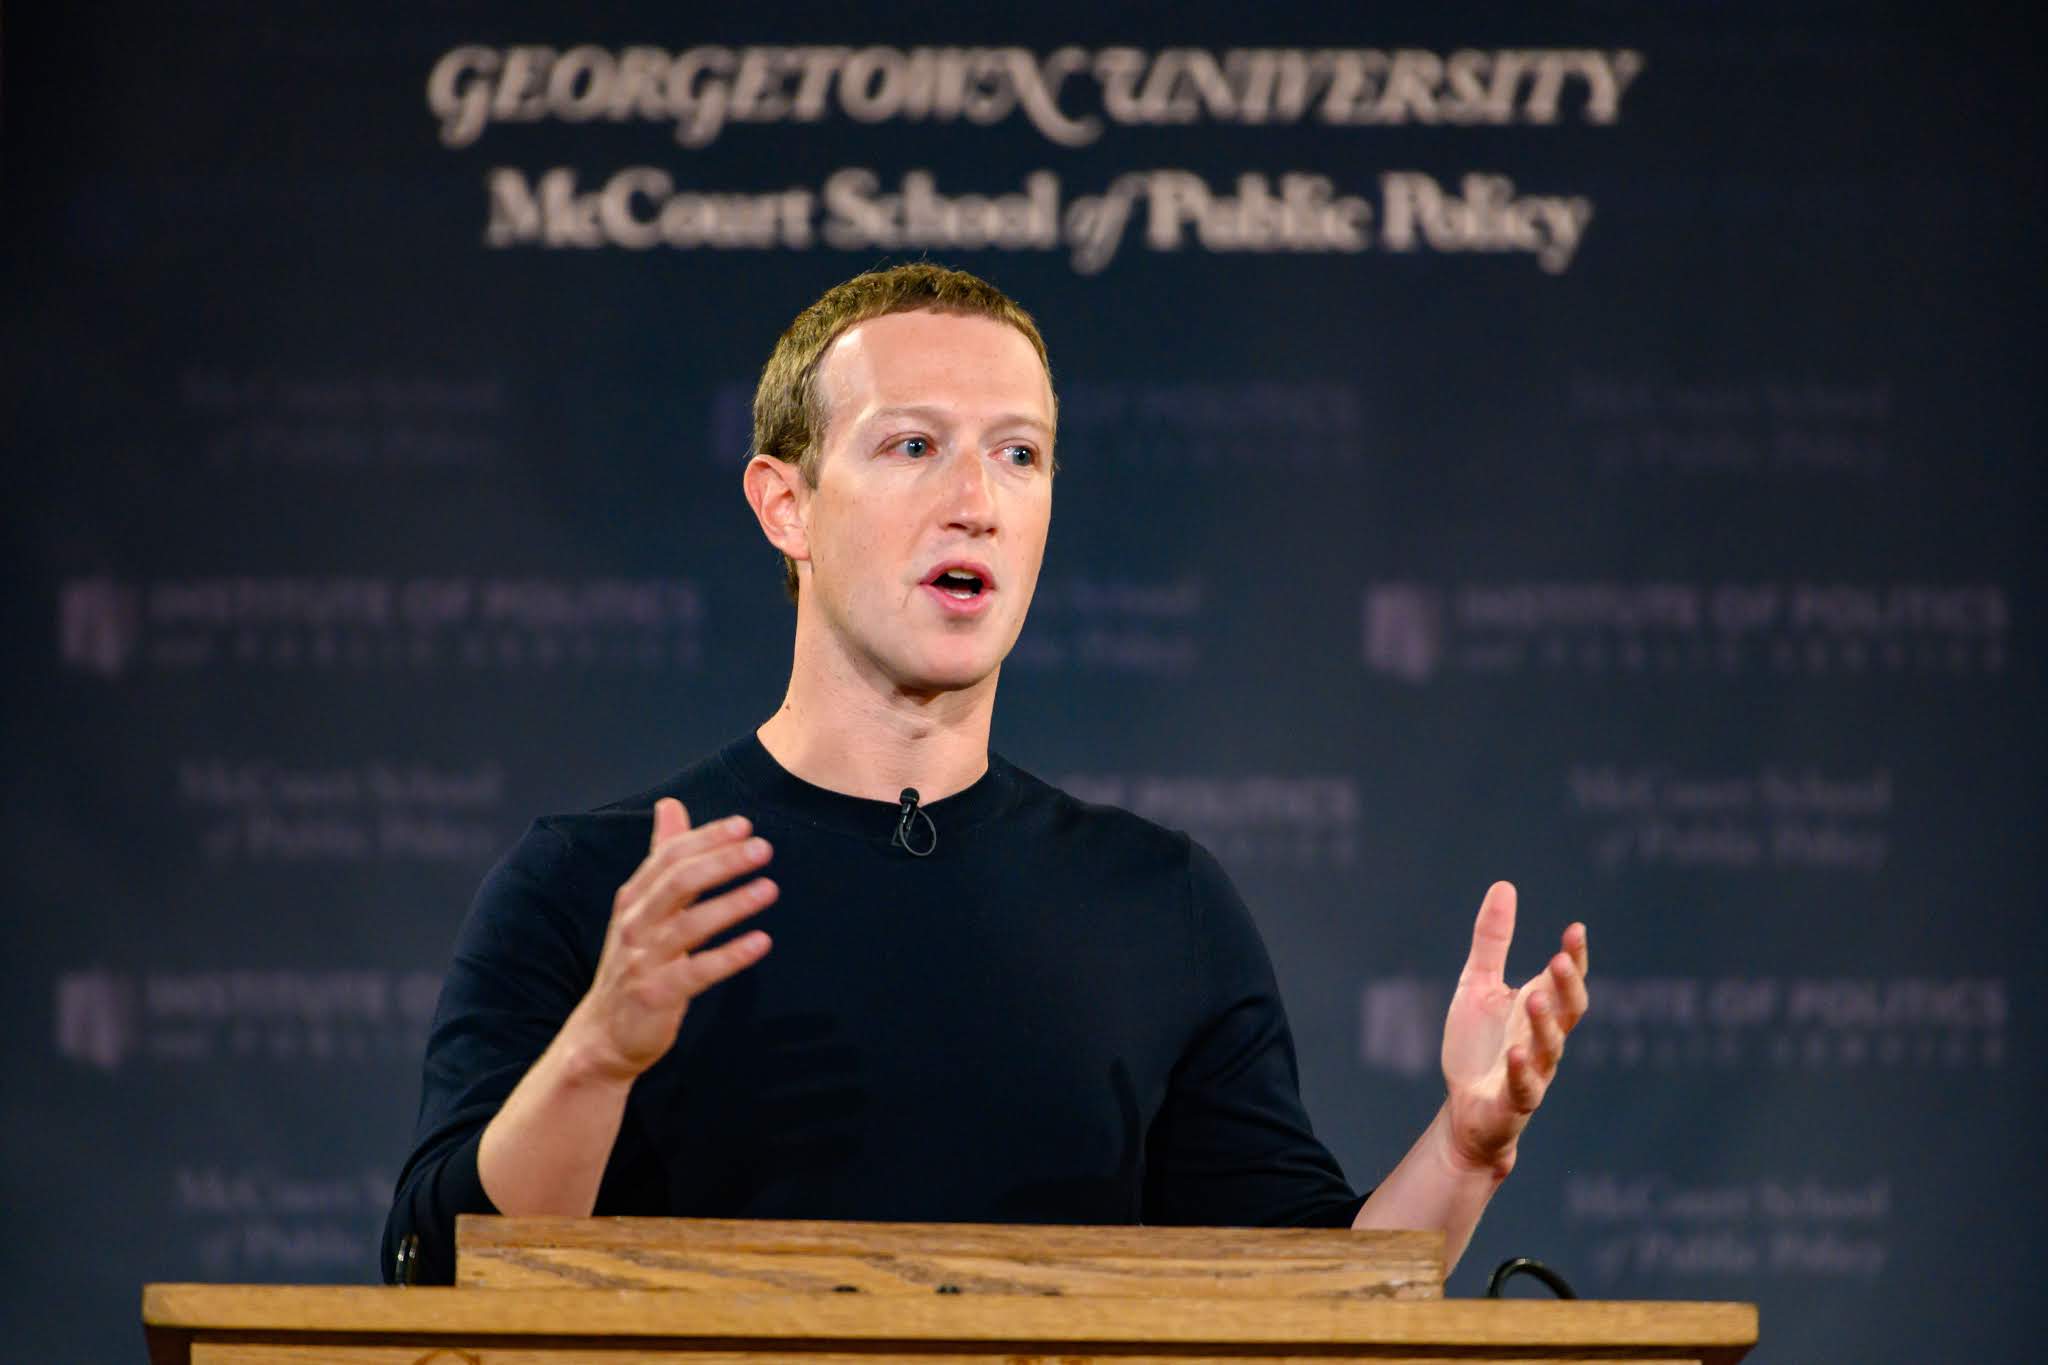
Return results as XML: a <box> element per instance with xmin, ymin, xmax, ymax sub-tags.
<box><xmin>1485</xmin><ymin>1257</ymin><xmax>1578</xmax><ymax>1299</ymax></box>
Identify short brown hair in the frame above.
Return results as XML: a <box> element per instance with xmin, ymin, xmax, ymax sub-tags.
<box><xmin>751</xmin><ymin>263</ymin><xmax>1056</xmax><ymax>601</ymax></box>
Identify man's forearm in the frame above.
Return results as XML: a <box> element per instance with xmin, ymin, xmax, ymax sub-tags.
<box><xmin>476</xmin><ymin>1010</ymin><xmax>636</xmax><ymax>1216</ymax></box>
<box><xmin>1352</xmin><ymin>1101</ymin><xmax>1510</xmax><ymax>1273</ymax></box>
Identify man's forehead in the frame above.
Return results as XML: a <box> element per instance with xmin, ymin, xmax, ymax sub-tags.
<box><xmin>818</xmin><ymin>310</ymin><xmax>1053</xmax><ymax>419</ymax></box>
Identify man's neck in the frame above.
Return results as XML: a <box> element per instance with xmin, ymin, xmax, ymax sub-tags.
<box><xmin>755</xmin><ymin>624</ymin><xmax>996</xmax><ymax>805</ymax></box>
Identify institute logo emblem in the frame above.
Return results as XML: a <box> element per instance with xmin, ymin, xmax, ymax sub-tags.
<box><xmin>59</xmin><ymin>577</ymin><xmax>142</xmax><ymax>678</ymax></box>
<box><xmin>1363</xmin><ymin>583</ymin><xmax>1445</xmax><ymax>683</ymax></box>
<box><xmin>55</xmin><ymin>969</ymin><xmax>138</xmax><ymax>1072</ymax></box>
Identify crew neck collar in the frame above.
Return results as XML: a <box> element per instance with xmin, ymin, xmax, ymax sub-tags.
<box><xmin>718</xmin><ymin>731</ymin><xmax>1019</xmax><ymax>845</ymax></box>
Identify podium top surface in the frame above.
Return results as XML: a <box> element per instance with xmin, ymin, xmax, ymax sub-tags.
<box><xmin>454</xmin><ymin>1214</ymin><xmax>1446</xmax><ymax>1298</ymax></box>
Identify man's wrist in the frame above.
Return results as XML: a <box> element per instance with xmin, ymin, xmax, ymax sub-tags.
<box><xmin>1434</xmin><ymin>1101</ymin><xmax>1518</xmax><ymax>1183</ymax></box>
<box><xmin>554</xmin><ymin>1008</ymin><xmax>644</xmax><ymax>1094</ymax></box>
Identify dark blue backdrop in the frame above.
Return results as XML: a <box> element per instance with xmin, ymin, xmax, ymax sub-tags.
<box><xmin>5</xmin><ymin>4</ymin><xmax>2042</xmax><ymax>1360</ymax></box>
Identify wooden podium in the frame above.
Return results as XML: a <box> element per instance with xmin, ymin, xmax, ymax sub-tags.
<box><xmin>143</xmin><ymin>1216</ymin><xmax>1757</xmax><ymax>1363</ymax></box>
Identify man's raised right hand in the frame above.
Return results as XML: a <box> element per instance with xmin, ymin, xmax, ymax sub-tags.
<box><xmin>565</xmin><ymin>797</ymin><xmax>776</xmax><ymax>1084</ymax></box>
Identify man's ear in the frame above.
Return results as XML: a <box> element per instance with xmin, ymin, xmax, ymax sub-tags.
<box><xmin>744</xmin><ymin>454</ymin><xmax>810</xmax><ymax>563</ymax></box>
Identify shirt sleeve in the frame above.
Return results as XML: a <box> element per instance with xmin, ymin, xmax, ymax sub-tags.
<box><xmin>379</xmin><ymin>819</ymin><xmax>665</xmax><ymax>1284</ymax></box>
<box><xmin>1141</xmin><ymin>838</ymin><xmax>1367</xmax><ymax>1228</ymax></box>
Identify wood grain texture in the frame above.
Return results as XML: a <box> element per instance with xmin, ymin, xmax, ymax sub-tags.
<box><xmin>455</xmin><ymin>1216</ymin><xmax>1444</xmax><ymax>1300</ymax></box>
<box><xmin>146</xmin><ymin>1283</ymin><xmax>1756</xmax><ymax>1359</ymax></box>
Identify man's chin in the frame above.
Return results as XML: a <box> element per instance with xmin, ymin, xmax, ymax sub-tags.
<box><xmin>893</xmin><ymin>646</ymin><xmax>1004</xmax><ymax>697</ymax></box>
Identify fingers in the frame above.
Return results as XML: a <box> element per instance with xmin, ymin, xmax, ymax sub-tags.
<box><xmin>1505</xmin><ymin>1044</ymin><xmax>1548</xmax><ymax>1114</ymax></box>
<box><xmin>669</xmin><ymin>928</ymin><xmax>773</xmax><ymax>995</ymax></box>
<box><xmin>1494</xmin><ymin>935</ymin><xmax>1584</xmax><ymax>1124</ymax></box>
<box><xmin>1514</xmin><ymin>969</ymin><xmax>1569</xmax><ymax>1107</ymax></box>
<box><xmin>640</xmin><ymin>834</ymin><xmax>773</xmax><ymax>920</ymax></box>
<box><xmin>1526</xmin><ymin>989</ymin><xmax>1566</xmax><ymax>1072</ymax></box>
<box><xmin>1564</xmin><ymin>921</ymin><xmax>1590</xmax><ymax>979</ymax></box>
<box><xmin>1463</xmin><ymin>881</ymin><xmax>1517</xmax><ymax>982</ymax></box>
<box><xmin>617</xmin><ymin>812</ymin><xmax>753</xmax><ymax>906</ymax></box>
<box><xmin>1547</xmin><ymin>949</ymin><xmax>1590</xmax><ymax>1030</ymax></box>
<box><xmin>647</xmin><ymin>874</ymin><xmax>779</xmax><ymax>959</ymax></box>
<box><xmin>613</xmin><ymin>834</ymin><xmax>774</xmax><ymax>967</ymax></box>
<box><xmin>650</xmin><ymin>797</ymin><xmax>691</xmax><ymax>852</ymax></box>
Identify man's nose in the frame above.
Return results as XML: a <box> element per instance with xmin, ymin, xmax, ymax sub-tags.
<box><xmin>940</xmin><ymin>449</ymin><xmax>998</xmax><ymax>534</ymax></box>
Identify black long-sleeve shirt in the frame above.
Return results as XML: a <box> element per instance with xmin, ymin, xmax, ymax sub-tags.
<box><xmin>384</xmin><ymin>733</ymin><xmax>1364</xmax><ymax>1284</ymax></box>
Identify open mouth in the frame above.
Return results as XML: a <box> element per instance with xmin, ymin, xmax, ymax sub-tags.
<box><xmin>921</xmin><ymin>562</ymin><xmax>997</xmax><ymax>613</ymax></box>
<box><xmin>931</xmin><ymin>569</ymin><xmax>986</xmax><ymax>600</ymax></box>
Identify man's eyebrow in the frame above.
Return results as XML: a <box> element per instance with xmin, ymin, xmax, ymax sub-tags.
<box><xmin>863</xmin><ymin>405</ymin><xmax>1054</xmax><ymax>437</ymax></box>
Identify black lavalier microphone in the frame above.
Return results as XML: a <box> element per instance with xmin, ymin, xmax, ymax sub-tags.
<box><xmin>892</xmin><ymin>787</ymin><xmax>937</xmax><ymax>858</ymax></box>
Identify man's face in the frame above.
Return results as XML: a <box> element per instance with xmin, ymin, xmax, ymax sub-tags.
<box><xmin>799</xmin><ymin>309</ymin><xmax>1055</xmax><ymax>695</ymax></box>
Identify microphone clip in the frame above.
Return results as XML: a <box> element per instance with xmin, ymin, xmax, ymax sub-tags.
<box><xmin>892</xmin><ymin>787</ymin><xmax>938</xmax><ymax>858</ymax></box>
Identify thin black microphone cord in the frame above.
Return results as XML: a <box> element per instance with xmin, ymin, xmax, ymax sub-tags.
<box><xmin>1485</xmin><ymin>1257</ymin><xmax>1577</xmax><ymax>1299</ymax></box>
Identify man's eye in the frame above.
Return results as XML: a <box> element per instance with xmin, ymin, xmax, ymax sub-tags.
<box><xmin>900</xmin><ymin>437</ymin><xmax>929</xmax><ymax>457</ymax></box>
<box><xmin>1003</xmin><ymin>444</ymin><xmax>1036</xmax><ymax>466</ymax></box>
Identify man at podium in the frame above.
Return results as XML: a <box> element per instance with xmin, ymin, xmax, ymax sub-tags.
<box><xmin>383</xmin><ymin>264</ymin><xmax>1591</xmax><ymax>1287</ymax></box>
